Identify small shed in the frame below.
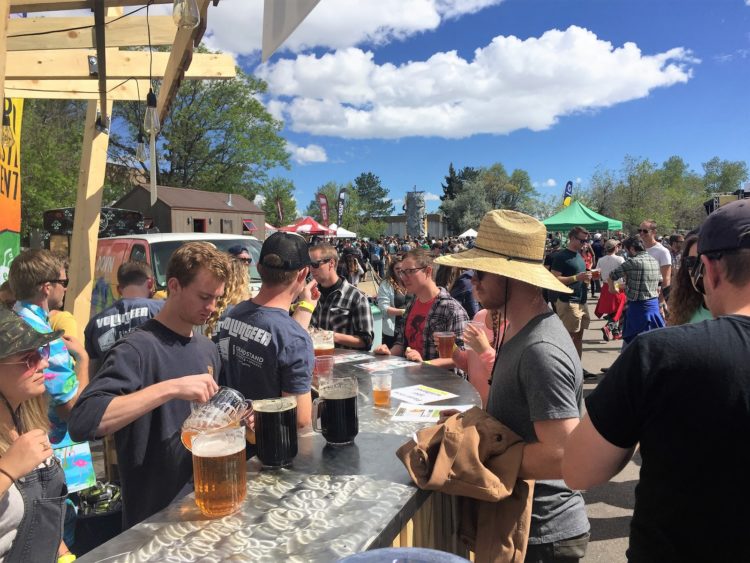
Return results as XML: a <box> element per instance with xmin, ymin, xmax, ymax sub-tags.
<box><xmin>114</xmin><ymin>185</ymin><xmax>266</xmax><ymax>239</ymax></box>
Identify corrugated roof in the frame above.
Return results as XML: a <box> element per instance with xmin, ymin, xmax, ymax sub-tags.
<box><xmin>133</xmin><ymin>184</ymin><xmax>262</xmax><ymax>213</ymax></box>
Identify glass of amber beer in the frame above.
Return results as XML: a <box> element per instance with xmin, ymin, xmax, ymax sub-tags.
<box><xmin>435</xmin><ymin>331</ymin><xmax>456</xmax><ymax>359</ymax></box>
<box><xmin>370</xmin><ymin>371</ymin><xmax>392</xmax><ymax>408</ymax></box>
<box><xmin>191</xmin><ymin>425</ymin><xmax>247</xmax><ymax>517</ymax></box>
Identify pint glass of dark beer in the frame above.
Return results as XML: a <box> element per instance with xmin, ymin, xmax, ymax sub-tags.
<box><xmin>252</xmin><ymin>397</ymin><xmax>298</xmax><ymax>468</ymax></box>
<box><xmin>191</xmin><ymin>426</ymin><xmax>247</xmax><ymax>517</ymax></box>
<box><xmin>312</xmin><ymin>376</ymin><xmax>359</xmax><ymax>445</ymax></box>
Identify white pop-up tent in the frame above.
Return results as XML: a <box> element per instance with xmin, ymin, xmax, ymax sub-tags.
<box><xmin>337</xmin><ymin>226</ymin><xmax>357</xmax><ymax>238</ymax></box>
<box><xmin>459</xmin><ymin>228</ymin><xmax>478</xmax><ymax>238</ymax></box>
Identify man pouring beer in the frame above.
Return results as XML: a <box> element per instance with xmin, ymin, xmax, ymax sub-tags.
<box><xmin>69</xmin><ymin>243</ymin><xmax>229</xmax><ymax>528</ymax></box>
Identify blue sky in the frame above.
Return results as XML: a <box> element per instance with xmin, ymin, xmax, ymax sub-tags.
<box><xmin>208</xmin><ymin>1</ymin><xmax>748</xmax><ymax>214</ymax></box>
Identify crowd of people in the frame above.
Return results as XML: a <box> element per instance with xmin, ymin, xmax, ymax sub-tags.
<box><xmin>0</xmin><ymin>200</ymin><xmax>748</xmax><ymax>562</ymax></box>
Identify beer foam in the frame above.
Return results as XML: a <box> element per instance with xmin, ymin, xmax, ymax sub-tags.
<box><xmin>192</xmin><ymin>430</ymin><xmax>246</xmax><ymax>457</ymax></box>
<box><xmin>320</xmin><ymin>388</ymin><xmax>356</xmax><ymax>400</ymax></box>
<box><xmin>253</xmin><ymin>397</ymin><xmax>296</xmax><ymax>413</ymax></box>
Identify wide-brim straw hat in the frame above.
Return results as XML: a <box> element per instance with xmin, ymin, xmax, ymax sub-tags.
<box><xmin>434</xmin><ymin>210</ymin><xmax>572</xmax><ymax>294</ymax></box>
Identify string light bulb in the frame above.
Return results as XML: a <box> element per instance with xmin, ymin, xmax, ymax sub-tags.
<box><xmin>1</xmin><ymin>113</ymin><xmax>14</xmax><ymax>151</ymax></box>
<box><xmin>173</xmin><ymin>0</ymin><xmax>200</xmax><ymax>29</ymax></box>
<box><xmin>135</xmin><ymin>131</ymin><xmax>147</xmax><ymax>163</ymax></box>
<box><xmin>143</xmin><ymin>88</ymin><xmax>160</xmax><ymax>135</ymax></box>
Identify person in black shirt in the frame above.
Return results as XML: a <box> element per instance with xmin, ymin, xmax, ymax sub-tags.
<box><xmin>69</xmin><ymin>243</ymin><xmax>229</xmax><ymax>528</ymax></box>
<box><xmin>563</xmin><ymin>200</ymin><xmax>750</xmax><ymax>562</ymax></box>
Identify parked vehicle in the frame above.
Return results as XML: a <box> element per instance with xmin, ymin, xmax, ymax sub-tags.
<box><xmin>92</xmin><ymin>233</ymin><xmax>261</xmax><ymax>315</ymax></box>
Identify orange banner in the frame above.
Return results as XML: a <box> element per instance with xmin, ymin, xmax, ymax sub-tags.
<box><xmin>0</xmin><ymin>98</ymin><xmax>23</xmax><ymax>234</ymax></box>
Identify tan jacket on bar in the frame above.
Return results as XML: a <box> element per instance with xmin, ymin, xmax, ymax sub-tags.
<box><xmin>396</xmin><ymin>407</ymin><xmax>534</xmax><ymax>563</ymax></box>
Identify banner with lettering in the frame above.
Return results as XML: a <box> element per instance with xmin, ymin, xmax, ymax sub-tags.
<box><xmin>317</xmin><ymin>192</ymin><xmax>329</xmax><ymax>226</ymax></box>
<box><xmin>563</xmin><ymin>180</ymin><xmax>573</xmax><ymax>207</ymax></box>
<box><xmin>336</xmin><ymin>188</ymin><xmax>347</xmax><ymax>227</ymax></box>
<box><xmin>0</xmin><ymin>99</ymin><xmax>23</xmax><ymax>283</ymax></box>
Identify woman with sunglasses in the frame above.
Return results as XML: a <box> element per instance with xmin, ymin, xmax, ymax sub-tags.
<box><xmin>0</xmin><ymin>307</ymin><xmax>69</xmax><ymax>562</ymax></box>
<box><xmin>667</xmin><ymin>234</ymin><xmax>713</xmax><ymax>326</ymax></box>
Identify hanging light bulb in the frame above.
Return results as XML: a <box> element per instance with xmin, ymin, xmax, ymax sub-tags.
<box><xmin>143</xmin><ymin>88</ymin><xmax>160</xmax><ymax>135</ymax></box>
<box><xmin>135</xmin><ymin>131</ymin><xmax>147</xmax><ymax>163</ymax></box>
<box><xmin>149</xmin><ymin>129</ymin><xmax>158</xmax><ymax>207</ymax></box>
<box><xmin>173</xmin><ymin>0</ymin><xmax>200</xmax><ymax>29</ymax></box>
<box><xmin>1</xmin><ymin>114</ymin><xmax>14</xmax><ymax>151</ymax></box>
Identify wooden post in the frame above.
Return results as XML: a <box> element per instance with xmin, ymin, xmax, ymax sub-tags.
<box><xmin>66</xmin><ymin>99</ymin><xmax>112</xmax><ymax>329</ymax></box>
<box><xmin>0</xmin><ymin>0</ymin><xmax>10</xmax><ymax>104</ymax></box>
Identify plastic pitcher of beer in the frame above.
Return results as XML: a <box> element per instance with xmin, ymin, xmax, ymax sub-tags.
<box><xmin>181</xmin><ymin>387</ymin><xmax>247</xmax><ymax>450</ymax></box>
<box><xmin>312</xmin><ymin>375</ymin><xmax>359</xmax><ymax>446</ymax></box>
<box><xmin>191</xmin><ymin>425</ymin><xmax>247</xmax><ymax>517</ymax></box>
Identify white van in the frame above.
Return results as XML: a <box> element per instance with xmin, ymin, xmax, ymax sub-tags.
<box><xmin>92</xmin><ymin>233</ymin><xmax>262</xmax><ymax>315</ymax></box>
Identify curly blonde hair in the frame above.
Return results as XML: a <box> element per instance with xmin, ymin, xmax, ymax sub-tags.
<box><xmin>205</xmin><ymin>258</ymin><xmax>251</xmax><ymax>336</ymax></box>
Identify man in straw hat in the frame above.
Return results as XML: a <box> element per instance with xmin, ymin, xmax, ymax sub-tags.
<box><xmin>563</xmin><ymin>199</ymin><xmax>750</xmax><ymax>562</ymax></box>
<box><xmin>435</xmin><ymin>209</ymin><xmax>590</xmax><ymax>561</ymax></box>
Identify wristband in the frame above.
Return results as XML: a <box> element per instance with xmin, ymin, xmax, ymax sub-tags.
<box><xmin>296</xmin><ymin>300</ymin><xmax>316</xmax><ymax>314</ymax></box>
<box><xmin>58</xmin><ymin>554</ymin><xmax>76</xmax><ymax>563</ymax></box>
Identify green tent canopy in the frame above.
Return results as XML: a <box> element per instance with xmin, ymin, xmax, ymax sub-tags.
<box><xmin>542</xmin><ymin>201</ymin><xmax>623</xmax><ymax>232</ymax></box>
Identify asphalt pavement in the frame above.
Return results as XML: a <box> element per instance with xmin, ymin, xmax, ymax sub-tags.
<box><xmin>579</xmin><ymin>295</ymin><xmax>636</xmax><ymax>563</ymax></box>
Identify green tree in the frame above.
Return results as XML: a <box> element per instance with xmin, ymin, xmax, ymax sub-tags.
<box><xmin>702</xmin><ymin>157</ymin><xmax>749</xmax><ymax>194</ymax></box>
<box><xmin>108</xmin><ymin>47</ymin><xmax>290</xmax><ymax>203</ymax></box>
<box><xmin>258</xmin><ymin>178</ymin><xmax>298</xmax><ymax>227</ymax></box>
<box><xmin>19</xmin><ymin>99</ymin><xmax>86</xmax><ymax>239</ymax></box>
<box><xmin>352</xmin><ymin>172</ymin><xmax>392</xmax><ymax>218</ymax></box>
<box><xmin>440</xmin><ymin>163</ymin><xmax>460</xmax><ymax>202</ymax></box>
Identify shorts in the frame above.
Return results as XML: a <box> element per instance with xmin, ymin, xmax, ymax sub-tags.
<box><xmin>556</xmin><ymin>300</ymin><xmax>590</xmax><ymax>334</ymax></box>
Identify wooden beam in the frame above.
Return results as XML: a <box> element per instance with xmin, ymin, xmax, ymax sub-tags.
<box><xmin>0</xmin><ymin>1</ymin><xmax>9</xmax><ymax>107</ymax></box>
<box><xmin>7</xmin><ymin>16</ymin><xmax>177</xmax><ymax>51</ymax></box>
<box><xmin>6</xmin><ymin>50</ymin><xmax>236</xmax><ymax>80</ymax></box>
<box><xmin>66</xmin><ymin>99</ymin><xmax>113</xmax><ymax>330</ymax></box>
<box><xmin>158</xmin><ymin>0</ymin><xmax>211</xmax><ymax>124</ymax></box>
<box><xmin>5</xmin><ymin>78</ymin><xmax>149</xmax><ymax>100</ymax></box>
<box><xmin>10</xmin><ymin>0</ymin><xmax>172</xmax><ymax>13</ymax></box>
<box><xmin>94</xmin><ymin>1</ymin><xmax>108</xmax><ymax>126</ymax></box>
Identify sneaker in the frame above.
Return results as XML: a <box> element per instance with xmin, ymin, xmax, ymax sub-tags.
<box><xmin>583</xmin><ymin>369</ymin><xmax>598</xmax><ymax>380</ymax></box>
<box><xmin>601</xmin><ymin>325</ymin><xmax>612</xmax><ymax>342</ymax></box>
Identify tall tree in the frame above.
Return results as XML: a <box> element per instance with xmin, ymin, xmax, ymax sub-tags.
<box><xmin>19</xmin><ymin>99</ymin><xmax>86</xmax><ymax>240</ymax></box>
<box><xmin>702</xmin><ymin>157</ymin><xmax>749</xmax><ymax>194</ymax></box>
<box><xmin>440</xmin><ymin>163</ymin><xmax>460</xmax><ymax>202</ymax></box>
<box><xmin>108</xmin><ymin>47</ymin><xmax>290</xmax><ymax>203</ymax></box>
<box><xmin>352</xmin><ymin>172</ymin><xmax>393</xmax><ymax>218</ymax></box>
<box><xmin>258</xmin><ymin>178</ymin><xmax>298</xmax><ymax>227</ymax></box>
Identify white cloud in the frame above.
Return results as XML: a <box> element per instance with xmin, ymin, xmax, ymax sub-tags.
<box><xmin>544</xmin><ymin>178</ymin><xmax>557</xmax><ymax>187</ymax></box>
<box><xmin>257</xmin><ymin>26</ymin><xmax>698</xmax><ymax>139</ymax></box>
<box><xmin>575</xmin><ymin>177</ymin><xmax>583</xmax><ymax>184</ymax></box>
<box><xmin>286</xmin><ymin>142</ymin><xmax>328</xmax><ymax>164</ymax></box>
<box><xmin>254</xmin><ymin>194</ymin><xmax>266</xmax><ymax>205</ymax></box>
<box><xmin>203</xmin><ymin>0</ymin><xmax>505</xmax><ymax>56</ymax></box>
<box><xmin>423</xmin><ymin>192</ymin><xmax>441</xmax><ymax>201</ymax></box>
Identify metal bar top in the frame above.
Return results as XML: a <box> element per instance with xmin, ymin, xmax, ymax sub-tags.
<box><xmin>78</xmin><ymin>351</ymin><xmax>481</xmax><ymax>562</ymax></box>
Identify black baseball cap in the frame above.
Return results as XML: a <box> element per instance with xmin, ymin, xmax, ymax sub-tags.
<box><xmin>258</xmin><ymin>232</ymin><xmax>312</xmax><ymax>271</ymax></box>
<box><xmin>0</xmin><ymin>307</ymin><xmax>62</xmax><ymax>361</ymax></box>
<box><xmin>698</xmin><ymin>199</ymin><xmax>750</xmax><ymax>255</ymax></box>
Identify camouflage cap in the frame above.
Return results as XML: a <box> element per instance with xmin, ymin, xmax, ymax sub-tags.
<box><xmin>0</xmin><ymin>306</ymin><xmax>62</xmax><ymax>361</ymax></box>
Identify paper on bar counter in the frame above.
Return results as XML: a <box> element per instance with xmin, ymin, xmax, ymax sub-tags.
<box><xmin>333</xmin><ymin>353</ymin><xmax>373</xmax><ymax>364</ymax></box>
<box><xmin>392</xmin><ymin>403</ymin><xmax>474</xmax><ymax>422</ymax></box>
<box><xmin>356</xmin><ymin>358</ymin><xmax>416</xmax><ymax>371</ymax></box>
<box><xmin>390</xmin><ymin>384</ymin><xmax>458</xmax><ymax>404</ymax></box>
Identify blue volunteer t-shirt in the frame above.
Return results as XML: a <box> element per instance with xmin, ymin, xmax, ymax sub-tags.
<box><xmin>216</xmin><ymin>301</ymin><xmax>313</xmax><ymax>400</ymax></box>
<box><xmin>84</xmin><ymin>298</ymin><xmax>164</xmax><ymax>360</ymax></box>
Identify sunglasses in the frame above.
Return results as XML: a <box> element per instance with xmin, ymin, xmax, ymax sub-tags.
<box><xmin>0</xmin><ymin>344</ymin><xmax>51</xmax><ymax>371</ymax></box>
<box><xmin>44</xmin><ymin>279</ymin><xmax>69</xmax><ymax>288</ymax></box>
<box><xmin>235</xmin><ymin>257</ymin><xmax>252</xmax><ymax>264</ymax></box>
<box><xmin>638</xmin><ymin>229</ymin><xmax>651</xmax><ymax>234</ymax></box>
<box><xmin>310</xmin><ymin>258</ymin><xmax>332</xmax><ymax>269</ymax></box>
<box><xmin>577</xmin><ymin>238</ymin><xmax>590</xmax><ymax>243</ymax></box>
<box><xmin>690</xmin><ymin>258</ymin><xmax>705</xmax><ymax>295</ymax></box>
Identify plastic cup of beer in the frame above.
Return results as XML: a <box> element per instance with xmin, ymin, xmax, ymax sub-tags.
<box><xmin>191</xmin><ymin>425</ymin><xmax>247</xmax><ymax>517</ymax></box>
<box><xmin>311</xmin><ymin>328</ymin><xmax>335</xmax><ymax>357</ymax></box>
<box><xmin>591</xmin><ymin>269</ymin><xmax>601</xmax><ymax>281</ymax></box>
<box><xmin>314</xmin><ymin>354</ymin><xmax>335</xmax><ymax>378</ymax></box>
<box><xmin>435</xmin><ymin>331</ymin><xmax>456</xmax><ymax>359</ymax></box>
<box><xmin>370</xmin><ymin>371</ymin><xmax>392</xmax><ymax>408</ymax></box>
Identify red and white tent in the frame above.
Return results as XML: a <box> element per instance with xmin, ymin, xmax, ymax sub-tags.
<box><xmin>277</xmin><ymin>216</ymin><xmax>335</xmax><ymax>236</ymax></box>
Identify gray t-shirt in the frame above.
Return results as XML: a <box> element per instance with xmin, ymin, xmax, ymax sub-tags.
<box><xmin>486</xmin><ymin>312</ymin><xmax>589</xmax><ymax>544</ymax></box>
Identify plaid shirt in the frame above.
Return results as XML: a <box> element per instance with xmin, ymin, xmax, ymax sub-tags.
<box><xmin>14</xmin><ymin>302</ymin><xmax>78</xmax><ymax>444</ymax></box>
<box><xmin>609</xmin><ymin>251</ymin><xmax>661</xmax><ymax>302</ymax></box>
<box><xmin>311</xmin><ymin>278</ymin><xmax>374</xmax><ymax>350</ymax></box>
<box><xmin>395</xmin><ymin>287</ymin><xmax>469</xmax><ymax>361</ymax></box>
